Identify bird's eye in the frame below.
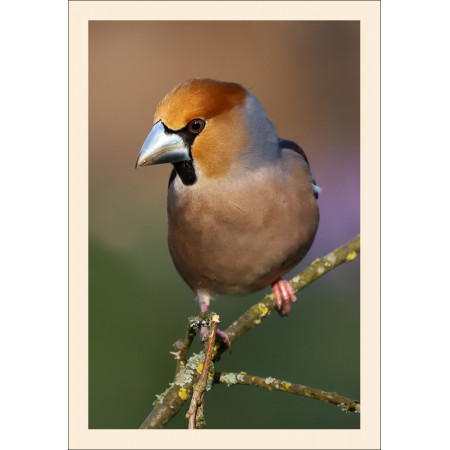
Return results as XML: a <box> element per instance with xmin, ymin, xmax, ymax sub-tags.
<box><xmin>188</xmin><ymin>119</ymin><xmax>205</xmax><ymax>134</ymax></box>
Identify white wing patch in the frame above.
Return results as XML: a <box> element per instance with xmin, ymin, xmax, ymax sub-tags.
<box><xmin>313</xmin><ymin>184</ymin><xmax>322</xmax><ymax>197</ymax></box>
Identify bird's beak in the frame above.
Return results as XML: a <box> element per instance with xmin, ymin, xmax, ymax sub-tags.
<box><xmin>135</xmin><ymin>120</ymin><xmax>191</xmax><ymax>168</ymax></box>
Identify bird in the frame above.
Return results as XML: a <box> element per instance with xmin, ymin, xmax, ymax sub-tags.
<box><xmin>136</xmin><ymin>79</ymin><xmax>320</xmax><ymax>345</ymax></box>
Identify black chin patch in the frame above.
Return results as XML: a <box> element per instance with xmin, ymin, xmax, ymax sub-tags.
<box><xmin>172</xmin><ymin>160</ymin><xmax>197</xmax><ymax>186</ymax></box>
<box><xmin>164</xmin><ymin>121</ymin><xmax>202</xmax><ymax>187</ymax></box>
<box><xmin>168</xmin><ymin>168</ymin><xmax>177</xmax><ymax>187</ymax></box>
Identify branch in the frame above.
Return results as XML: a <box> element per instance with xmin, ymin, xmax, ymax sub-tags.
<box><xmin>186</xmin><ymin>314</ymin><xmax>220</xmax><ymax>429</ymax></box>
<box><xmin>221</xmin><ymin>235</ymin><xmax>360</xmax><ymax>347</ymax></box>
<box><xmin>139</xmin><ymin>235</ymin><xmax>360</xmax><ymax>429</ymax></box>
<box><xmin>172</xmin><ymin>314</ymin><xmax>204</xmax><ymax>374</ymax></box>
<box><xmin>214</xmin><ymin>372</ymin><xmax>360</xmax><ymax>413</ymax></box>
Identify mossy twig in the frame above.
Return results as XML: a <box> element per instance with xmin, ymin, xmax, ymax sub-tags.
<box><xmin>172</xmin><ymin>312</ymin><xmax>220</xmax><ymax>373</ymax></box>
<box><xmin>220</xmin><ymin>235</ymin><xmax>361</xmax><ymax>348</ymax></box>
<box><xmin>215</xmin><ymin>371</ymin><xmax>360</xmax><ymax>413</ymax></box>
<box><xmin>186</xmin><ymin>314</ymin><xmax>220</xmax><ymax>428</ymax></box>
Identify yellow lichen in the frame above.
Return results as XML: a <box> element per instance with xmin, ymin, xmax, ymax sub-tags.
<box><xmin>197</xmin><ymin>363</ymin><xmax>203</xmax><ymax>374</ymax></box>
<box><xmin>240</xmin><ymin>371</ymin><xmax>247</xmax><ymax>375</ymax></box>
<box><xmin>178</xmin><ymin>387</ymin><xmax>189</xmax><ymax>400</ymax></box>
<box><xmin>257</xmin><ymin>303</ymin><xmax>269</xmax><ymax>316</ymax></box>
<box><xmin>346</xmin><ymin>251</ymin><xmax>357</xmax><ymax>262</ymax></box>
<box><xmin>279</xmin><ymin>382</ymin><xmax>291</xmax><ymax>392</ymax></box>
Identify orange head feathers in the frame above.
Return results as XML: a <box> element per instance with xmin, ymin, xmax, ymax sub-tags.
<box><xmin>154</xmin><ymin>79</ymin><xmax>247</xmax><ymax>130</ymax></box>
<box><xmin>136</xmin><ymin>79</ymin><xmax>279</xmax><ymax>182</ymax></box>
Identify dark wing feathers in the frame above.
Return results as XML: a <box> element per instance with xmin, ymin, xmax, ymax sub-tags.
<box><xmin>278</xmin><ymin>139</ymin><xmax>320</xmax><ymax>199</ymax></box>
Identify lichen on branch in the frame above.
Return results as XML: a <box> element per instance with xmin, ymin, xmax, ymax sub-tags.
<box><xmin>215</xmin><ymin>371</ymin><xmax>360</xmax><ymax>413</ymax></box>
<box><xmin>139</xmin><ymin>235</ymin><xmax>360</xmax><ymax>429</ymax></box>
<box><xmin>186</xmin><ymin>314</ymin><xmax>220</xmax><ymax>428</ymax></box>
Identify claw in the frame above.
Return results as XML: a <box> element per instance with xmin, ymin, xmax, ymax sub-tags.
<box><xmin>201</xmin><ymin>326</ymin><xmax>232</xmax><ymax>354</ymax></box>
<box><xmin>216</xmin><ymin>329</ymin><xmax>232</xmax><ymax>354</ymax></box>
<box><xmin>271</xmin><ymin>277</ymin><xmax>297</xmax><ymax>316</ymax></box>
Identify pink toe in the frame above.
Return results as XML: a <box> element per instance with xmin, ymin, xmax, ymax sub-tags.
<box><xmin>272</xmin><ymin>284</ymin><xmax>283</xmax><ymax>311</ymax></box>
<box><xmin>271</xmin><ymin>278</ymin><xmax>297</xmax><ymax>316</ymax></box>
<box><xmin>216</xmin><ymin>329</ymin><xmax>232</xmax><ymax>355</ymax></box>
<box><xmin>279</xmin><ymin>282</ymin><xmax>288</xmax><ymax>301</ymax></box>
<box><xmin>286</xmin><ymin>283</ymin><xmax>297</xmax><ymax>303</ymax></box>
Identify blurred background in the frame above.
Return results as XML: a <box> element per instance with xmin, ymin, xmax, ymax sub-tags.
<box><xmin>89</xmin><ymin>21</ymin><xmax>360</xmax><ymax>429</ymax></box>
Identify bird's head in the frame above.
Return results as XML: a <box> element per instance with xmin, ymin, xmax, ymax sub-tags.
<box><xmin>135</xmin><ymin>79</ymin><xmax>278</xmax><ymax>185</ymax></box>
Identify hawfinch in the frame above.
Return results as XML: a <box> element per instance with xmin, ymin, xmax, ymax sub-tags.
<box><xmin>136</xmin><ymin>79</ymin><xmax>320</xmax><ymax>336</ymax></box>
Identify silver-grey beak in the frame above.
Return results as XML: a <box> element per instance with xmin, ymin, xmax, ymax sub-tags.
<box><xmin>135</xmin><ymin>120</ymin><xmax>191</xmax><ymax>168</ymax></box>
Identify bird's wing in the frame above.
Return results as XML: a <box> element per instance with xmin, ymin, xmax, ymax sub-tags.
<box><xmin>278</xmin><ymin>138</ymin><xmax>321</xmax><ymax>199</ymax></box>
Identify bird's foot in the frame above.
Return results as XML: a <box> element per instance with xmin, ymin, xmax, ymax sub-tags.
<box><xmin>271</xmin><ymin>277</ymin><xmax>297</xmax><ymax>316</ymax></box>
<box><xmin>200</xmin><ymin>326</ymin><xmax>232</xmax><ymax>354</ymax></box>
